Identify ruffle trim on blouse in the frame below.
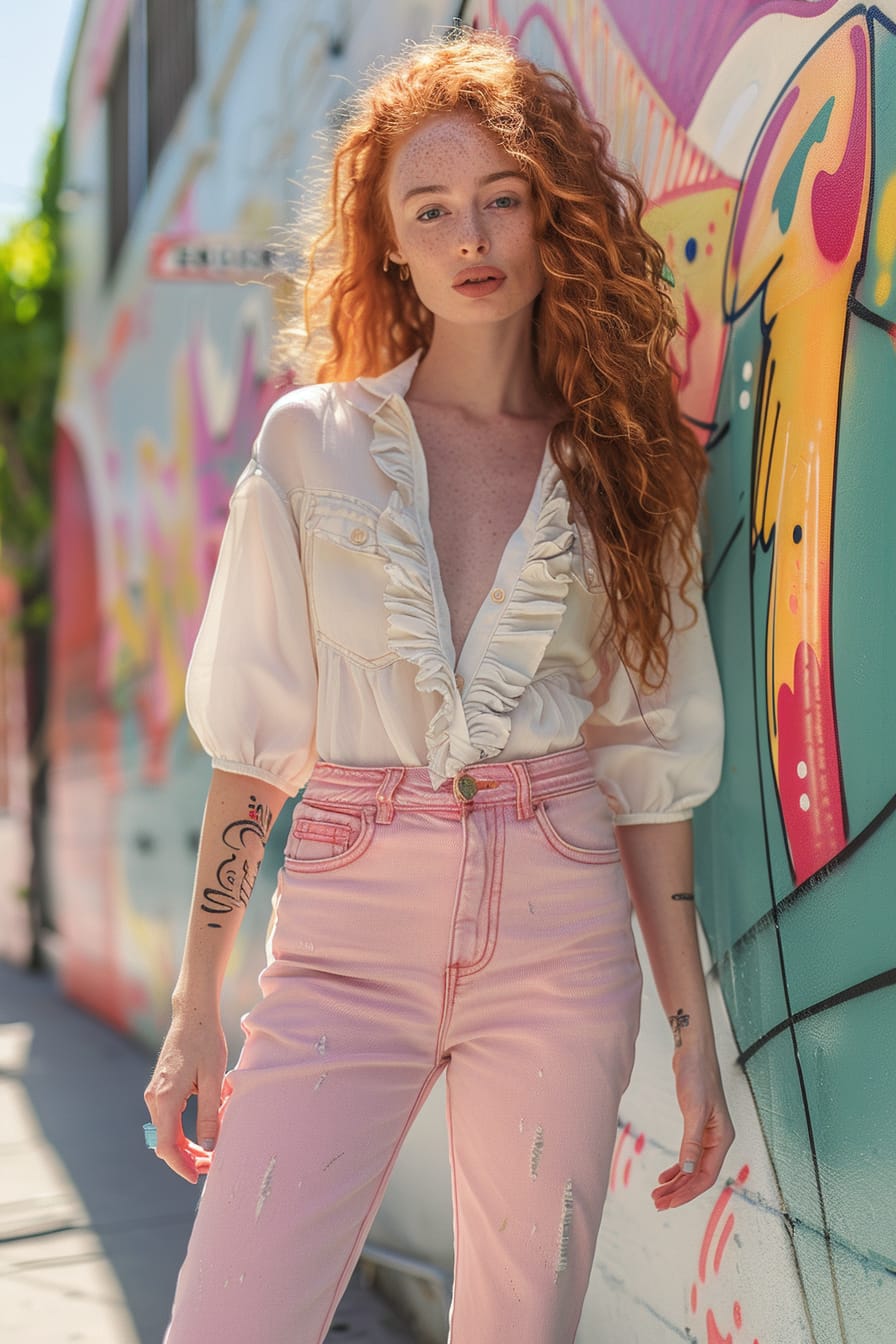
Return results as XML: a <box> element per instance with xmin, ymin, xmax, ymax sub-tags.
<box><xmin>462</xmin><ymin>467</ymin><xmax>575</xmax><ymax>764</ymax></box>
<box><xmin>368</xmin><ymin>391</ymin><xmax>575</xmax><ymax>785</ymax></box>
<box><xmin>367</xmin><ymin>394</ymin><xmax>469</xmax><ymax>782</ymax></box>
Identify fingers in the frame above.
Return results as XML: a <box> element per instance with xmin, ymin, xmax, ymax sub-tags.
<box><xmin>144</xmin><ymin>1022</ymin><xmax>227</xmax><ymax>1183</ymax></box>
<box><xmin>676</xmin><ymin>1096</ymin><xmax>708</xmax><ymax>1170</ymax></box>
<box><xmin>679</xmin><ymin>1133</ymin><xmax>704</xmax><ymax>1177</ymax></box>
<box><xmin>145</xmin><ymin>1068</ymin><xmax>216</xmax><ymax>1183</ymax></box>
<box><xmin>196</xmin><ymin>1068</ymin><xmax>224</xmax><ymax>1154</ymax></box>
<box><xmin>653</xmin><ymin>1159</ymin><xmax>718</xmax><ymax>1209</ymax></box>
<box><xmin>144</xmin><ymin>1083</ymin><xmax>199</xmax><ymax>1183</ymax></box>
<box><xmin>652</xmin><ymin>1108</ymin><xmax>735</xmax><ymax>1211</ymax></box>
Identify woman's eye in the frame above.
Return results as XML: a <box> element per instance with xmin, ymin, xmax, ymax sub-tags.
<box><xmin>491</xmin><ymin>195</ymin><xmax>518</xmax><ymax>209</ymax></box>
<box><xmin>417</xmin><ymin>206</ymin><xmax>444</xmax><ymax>222</ymax></box>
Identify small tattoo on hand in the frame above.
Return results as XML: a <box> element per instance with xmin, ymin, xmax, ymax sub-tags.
<box><xmin>669</xmin><ymin>1008</ymin><xmax>690</xmax><ymax>1048</ymax></box>
<box><xmin>671</xmin><ymin>892</ymin><xmax>694</xmax><ymax>901</ymax></box>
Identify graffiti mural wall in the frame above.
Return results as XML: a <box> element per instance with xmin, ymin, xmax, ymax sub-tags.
<box><xmin>453</xmin><ymin>1</ymin><xmax>896</xmax><ymax>1340</ymax></box>
<box><xmin>51</xmin><ymin>0</ymin><xmax>459</xmax><ymax>1037</ymax></box>
<box><xmin>52</xmin><ymin>1</ymin><xmax>894</xmax><ymax>1341</ymax></box>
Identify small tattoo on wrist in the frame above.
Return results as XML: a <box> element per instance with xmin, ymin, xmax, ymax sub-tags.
<box><xmin>671</xmin><ymin>892</ymin><xmax>694</xmax><ymax>901</ymax></box>
<box><xmin>669</xmin><ymin>1008</ymin><xmax>691</xmax><ymax>1048</ymax></box>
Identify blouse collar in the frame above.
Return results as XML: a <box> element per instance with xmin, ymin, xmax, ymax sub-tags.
<box><xmin>345</xmin><ymin>350</ymin><xmax>425</xmax><ymax>416</ymax></box>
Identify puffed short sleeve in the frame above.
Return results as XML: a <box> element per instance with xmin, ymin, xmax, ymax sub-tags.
<box><xmin>582</xmin><ymin>540</ymin><xmax>724</xmax><ymax>825</ymax></box>
<box><xmin>185</xmin><ymin>446</ymin><xmax>318</xmax><ymax>796</ymax></box>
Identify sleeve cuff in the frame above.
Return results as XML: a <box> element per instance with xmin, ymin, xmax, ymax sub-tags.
<box><xmin>211</xmin><ymin>758</ymin><xmax>300</xmax><ymax>795</ymax></box>
<box><xmin>613</xmin><ymin>808</ymin><xmax>694</xmax><ymax>826</ymax></box>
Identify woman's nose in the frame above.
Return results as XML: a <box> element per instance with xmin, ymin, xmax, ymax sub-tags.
<box><xmin>457</xmin><ymin>211</ymin><xmax>489</xmax><ymax>255</ymax></box>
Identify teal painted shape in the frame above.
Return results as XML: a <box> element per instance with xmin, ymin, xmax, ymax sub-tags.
<box><xmin>743</xmin><ymin>1030</ymin><xmax>838</xmax><ymax>1343</ymax></box>
<box><xmin>762</xmin><ymin>824</ymin><xmax>896</xmax><ymax>1343</ymax></box>
<box><xmin>715</xmin><ymin>923</ymin><xmax>789</xmax><ymax>1053</ymax></box>
<box><xmin>776</xmin><ymin>815</ymin><xmax>896</xmax><ymax>1018</ymax></box>
<box><xmin>786</xmin><ymin>1218</ymin><xmax>852</xmax><ymax>1344</ymax></box>
<box><xmin>697</xmin><ymin>318</ymin><xmax>781</xmax><ymax>958</ymax></box>
<box><xmin>854</xmin><ymin>13</ymin><xmax>896</xmax><ymax>323</ymax></box>
<box><xmin>697</xmin><ymin>319</ymin><xmax>794</xmax><ymax>964</ymax></box>
<box><xmin>771</xmin><ymin>96</ymin><xmax>834</xmax><ymax>234</ymax></box>
<box><xmin>831</xmin><ymin>311</ymin><xmax>896</xmax><ymax>836</ymax></box>
<box><xmin>793</xmin><ymin>993</ymin><xmax>896</xmax><ymax>1341</ymax></box>
<box><xmin>829</xmin><ymin>1240</ymin><xmax>896</xmax><ymax>1344</ymax></box>
<box><xmin>698</xmin><ymin>14</ymin><xmax>896</xmax><ymax>1344</ymax></box>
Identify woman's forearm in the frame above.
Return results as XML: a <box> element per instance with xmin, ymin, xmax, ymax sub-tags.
<box><xmin>614</xmin><ymin>819</ymin><xmax>716</xmax><ymax>1058</ymax></box>
<box><xmin>172</xmin><ymin>767</ymin><xmax>290</xmax><ymax>1009</ymax></box>
<box><xmin>616</xmin><ymin>818</ymin><xmax>735</xmax><ymax>1203</ymax></box>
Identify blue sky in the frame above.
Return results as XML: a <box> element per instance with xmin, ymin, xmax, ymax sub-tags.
<box><xmin>0</xmin><ymin>0</ymin><xmax>84</xmax><ymax>231</ymax></box>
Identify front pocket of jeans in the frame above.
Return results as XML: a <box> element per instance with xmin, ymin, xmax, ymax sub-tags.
<box><xmin>534</xmin><ymin>787</ymin><xmax>618</xmax><ymax>865</ymax></box>
<box><xmin>283</xmin><ymin>806</ymin><xmax>374</xmax><ymax>872</ymax></box>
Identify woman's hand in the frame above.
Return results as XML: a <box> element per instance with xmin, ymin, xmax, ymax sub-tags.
<box><xmin>144</xmin><ymin>1002</ymin><xmax>227</xmax><ymax>1183</ymax></box>
<box><xmin>143</xmin><ymin>772</ymin><xmax>287</xmax><ymax>1180</ymax></box>
<box><xmin>651</xmin><ymin>1048</ymin><xmax>735</xmax><ymax>1210</ymax></box>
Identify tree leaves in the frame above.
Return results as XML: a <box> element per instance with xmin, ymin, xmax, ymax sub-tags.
<box><xmin>0</xmin><ymin>123</ymin><xmax>65</xmax><ymax>616</ymax></box>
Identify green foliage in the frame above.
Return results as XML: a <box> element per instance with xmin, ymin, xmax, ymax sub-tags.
<box><xmin>0</xmin><ymin>124</ymin><xmax>66</xmax><ymax>618</ymax></box>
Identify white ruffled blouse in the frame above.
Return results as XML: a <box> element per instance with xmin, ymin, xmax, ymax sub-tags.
<box><xmin>185</xmin><ymin>351</ymin><xmax>724</xmax><ymax>823</ymax></box>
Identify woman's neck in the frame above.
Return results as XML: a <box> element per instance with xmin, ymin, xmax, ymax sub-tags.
<box><xmin>408</xmin><ymin>316</ymin><xmax>556</xmax><ymax>421</ymax></box>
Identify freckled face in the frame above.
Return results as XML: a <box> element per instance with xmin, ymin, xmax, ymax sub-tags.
<box><xmin>384</xmin><ymin>112</ymin><xmax>544</xmax><ymax>326</ymax></box>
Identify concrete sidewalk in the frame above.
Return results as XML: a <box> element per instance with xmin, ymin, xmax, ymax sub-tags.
<box><xmin>0</xmin><ymin>960</ymin><xmax>416</xmax><ymax>1343</ymax></box>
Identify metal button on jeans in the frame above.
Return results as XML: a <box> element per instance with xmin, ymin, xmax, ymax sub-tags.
<box><xmin>452</xmin><ymin>773</ymin><xmax>499</xmax><ymax>804</ymax></box>
<box><xmin>454</xmin><ymin>775</ymin><xmax>478</xmax><ymax>802</ymax></box>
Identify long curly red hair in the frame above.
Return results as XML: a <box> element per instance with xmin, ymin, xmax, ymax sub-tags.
<box><xmin>276</xmin><ymin>29</ymin><xmax>706</xmax><ymax>689</ymax></box>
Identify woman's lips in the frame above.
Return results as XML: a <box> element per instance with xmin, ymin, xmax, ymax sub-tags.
<box><xmin>452</xmin><ymin>267</ymin><xmax>506</xmax><ymax>297</ymax></box>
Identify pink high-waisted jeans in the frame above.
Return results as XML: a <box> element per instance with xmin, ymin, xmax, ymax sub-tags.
<box><xmin>164</xmin><ymin>746</ymin><xmax>642</xmax><ymax>1344</ymax></box>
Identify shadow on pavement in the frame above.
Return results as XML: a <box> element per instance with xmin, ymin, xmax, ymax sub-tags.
<box><xmin>0</xmin><ymin>960</ymin><xmax>197</xmax><ymax>1341</ymax></box>
<box><xmin>0</xmin><ymin>960</ymin><xmax>418</xmax><ymax>1343</ymax></box>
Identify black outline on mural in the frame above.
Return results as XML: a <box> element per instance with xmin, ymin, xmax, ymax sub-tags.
<box><xmin>737</xmin><ymin>966</ymin><xmax>896</xmax><ymax>1065</ymax></box>
<box><xmin>703</xmin><ymin>516</ymin><xmax>744</xmax><ymax>594</ymax></box>
<box><xmin>724</xmin><ymin>787</ymin><xmax>896</xmax><ymax>956</ymax></box>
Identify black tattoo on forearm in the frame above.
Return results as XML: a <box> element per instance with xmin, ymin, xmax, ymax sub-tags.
<box><xmin>671</xmin><ymin>892</ymin><xmax>694</xmax><ymax>901</ymax></box>
<box><xmin>202</xmin><ymin>795</ymin><xmax>273</xmax><ymax>926</ymax></box>
<box><xmin>669</xmin><ymin>1007</ymin><xmax>691</xmax><ymax>1048</ymax></box>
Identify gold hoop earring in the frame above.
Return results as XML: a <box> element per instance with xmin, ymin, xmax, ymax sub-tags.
<box><xmin>383</xmin><ymin>253</ymin><xmax>410</xmax><ymax>282</ymax></box>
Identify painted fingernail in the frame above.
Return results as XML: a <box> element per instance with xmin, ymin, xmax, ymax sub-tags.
<box><xmin>683</xmin><ymin>1160</ymin><xmax>696</xmax><ymax>1174</ymax></box>
<box><xmin>201</xmin><ymin>1139</ymin><xmax>216</xmax><ymax>1152</ymax></box>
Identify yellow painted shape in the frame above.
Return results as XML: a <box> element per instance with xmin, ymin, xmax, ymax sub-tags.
<box><xmin>873</xmin><ymin>172</ymin><xmax>896</xmax><ymax>308</ymax></box>
<box><xmin>644</xmin><ymin>186</ymin><xmax>737</xmax><ymax>434</ymax></box>
<box><xmin>723</xmin><ymin>22</ymin><xmax>871</xmax><ymax>776</ymax></box>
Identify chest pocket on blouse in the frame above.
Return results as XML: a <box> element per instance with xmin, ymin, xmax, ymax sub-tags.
<box><xmin>304</xmin><ymin>494</ymin><xmax>399</xmax><ymax>668</ymax></box>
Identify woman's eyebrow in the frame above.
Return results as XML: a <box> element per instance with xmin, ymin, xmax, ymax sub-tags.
<box><xmin>402</xmin><ymin>169</ymin><xmax>528</xmax><ymax>203</ymax></box>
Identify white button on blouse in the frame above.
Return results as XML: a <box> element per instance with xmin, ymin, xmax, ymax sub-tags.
<box><xmin>185</xmin><ymin>351</ymin><xmax>724</xmax><ymax>820</ymax></box>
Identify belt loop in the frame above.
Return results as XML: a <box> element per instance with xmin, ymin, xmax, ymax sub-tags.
<box><xmin>510</xmin><ymin>761</ymin><xmax>535</xmax><ymax>821</ymax></box>
<box><xmin>375</xmin><ymin>767</ymin><xmax>404</xmax><ymax>823</ymax></box>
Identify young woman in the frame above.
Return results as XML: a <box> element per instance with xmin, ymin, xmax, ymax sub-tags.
<box><xmin>145</xmin><ymin>29</ymin><xmax>732</xmax><ymax>1344</ymax></box>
